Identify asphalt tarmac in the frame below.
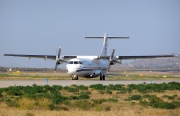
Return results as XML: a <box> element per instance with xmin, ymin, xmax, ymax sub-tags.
<box><xmin>0</xmin><ymin>80</ymin><xmax>180</xmax><ymax>88</ymax></box>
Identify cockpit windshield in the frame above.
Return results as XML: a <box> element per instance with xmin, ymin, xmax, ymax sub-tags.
<box><xmin>69</xmin><ymin>61</ymin><xmax>73</xmax><ymax>64</ymax></box>
<box><xmin>69</xmin><ymin>61</ymin><xmax>83</xmax><ymax>64</ymax></box>
<box><xmin>74</xmin><ymin>61</ymin><xmax>78</xmax><ymax>64</ymax></box>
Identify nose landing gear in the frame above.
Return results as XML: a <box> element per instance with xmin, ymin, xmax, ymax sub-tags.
<box><xmin>71</xmin><ymin>75</ymin><xmax>78</xmax><ymax>80</ymax></box>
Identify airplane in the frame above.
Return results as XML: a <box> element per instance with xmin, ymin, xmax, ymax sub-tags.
<box><xmin>3</xmin><ymin>33</ymin><xmax>177</xmax><ymax>80</ymax></box>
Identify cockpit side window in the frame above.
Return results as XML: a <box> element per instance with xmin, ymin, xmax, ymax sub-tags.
<box><xmin>79</xmin><ymin>61</ymin><xmax>83</xmax><ymax>64</ymax></box>
<box><xmin>69</xmin><ymin>61</ymin><xmax>73</xmax><ymax>64</ymax></box>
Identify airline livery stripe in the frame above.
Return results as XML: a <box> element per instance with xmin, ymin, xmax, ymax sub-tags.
<box><xmin>76</xmin><ymin>69</ymin><xmax>93</xmax><ymax>72</ymax></box>
<box><xmin>76</xmin><ymin>68</ymin><xmax>107</xmax><ymax>72</ymax></box>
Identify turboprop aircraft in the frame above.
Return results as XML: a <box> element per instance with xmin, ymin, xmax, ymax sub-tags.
<box><xmin>3</xmin><ymin>33</ymin><xmax>176</xmax><ymax>80</ymax></box>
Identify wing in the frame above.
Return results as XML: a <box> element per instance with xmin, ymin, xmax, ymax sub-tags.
<box><xmin>3</xmin><ymin>54</ymin><xmax>77</xmax><ymax>62</ymax></box>
<box><xmin>3</xmin><ymin>54</ymin><xmax>57</xmax><ymax>60</ymax></box>
<box><xmin>3</xmin><ymin>54</ymin><xmax>176</xmax><ymax>59</ymax></box>
<box><xmin>97</xmin><ymin>55</ymin><xmax>176</xmax><ymax>60</ymax></box>
<box><xmin>116</xmin><ymin>55</ymin><xmax>176</xmax><ymax>60</ymax></box>
<box><xmin>3</xmin><ymin>51</ymin><xmax>79</xmax><ymax>71</ymax></box>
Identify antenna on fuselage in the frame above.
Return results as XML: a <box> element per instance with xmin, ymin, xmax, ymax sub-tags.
<box><xmin>85</xmin><ymin>33</ymin><xmax>129</xmax><ymax>56</ymax></box>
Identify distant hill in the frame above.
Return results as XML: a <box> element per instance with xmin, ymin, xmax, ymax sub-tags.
<box><xmin>111</xmin><ymin>54</ymin><xmax>180</xmax><ymax>71</ymax></box>
<box><xmin>0</xmin><ymin>67</ymin><xmax>66</xmax><ymax>72</ymax></box>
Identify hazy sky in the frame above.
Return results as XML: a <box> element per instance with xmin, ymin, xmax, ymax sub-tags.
<box><xmin>0</xmin><ymin>0</ymin><xmax>180</xmax><ymax>68</ymax></box>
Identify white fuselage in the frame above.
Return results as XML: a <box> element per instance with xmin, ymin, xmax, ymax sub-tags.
<box><xmin>66</xmin><ymin>56</ymin><xmax>108</xmax><ymax>78</ymax></box>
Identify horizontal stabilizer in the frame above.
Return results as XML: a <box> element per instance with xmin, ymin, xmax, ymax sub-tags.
<box><xmin>85</xmin><ymin>36</ymin><xmax>129</xmax><ymax>39</ymax></box>
<box><xmin>85</xmin><ymin>37</ymin><xmax>104</xmax><ymax>38</ymax></box>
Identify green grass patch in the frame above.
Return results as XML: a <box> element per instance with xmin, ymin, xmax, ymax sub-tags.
<box><xmin>0</xmin><ymin>82</ymin><xmax>180</xmax><ymax>110</ymax></box>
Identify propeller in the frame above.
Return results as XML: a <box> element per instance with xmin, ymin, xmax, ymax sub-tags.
<box><xmin>107</xmin><ymin>48</ymin><xmax>123</xmax><ymax>71</ymax></box>
<box><xmin>54</xmin><ymin>48</ymin><xmax>61</xmax><ymax>72</ymax></box>
<box><xmin>107</xmin><ymin>48</ymin><xmax>115</xmax><ymax>71</ymax></box>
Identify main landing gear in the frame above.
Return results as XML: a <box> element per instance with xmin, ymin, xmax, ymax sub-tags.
<box><xmin>71</xmin><ymin>75</ymin><xmax>78</xmax><ymax>80</ymax></box>
<box><xmin>100</xmin><ymin>74</ymin><xmax>105</xmax><ymax>80</ymax></box>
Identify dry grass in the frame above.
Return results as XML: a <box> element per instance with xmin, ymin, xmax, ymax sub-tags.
<box><xmin>0</xmin><ymin>103</ymin><xmax>179</xmax><ymax>116</ymax></box>
<box><xmin>17</xmin><ymin>98</ymin><xmax>51</xmax><ymax>110</ymax></box>
<box><xmin>0</xmin><ymin>72</ymin><xmax>70</xmax><ymax>80</ymax></box>
<box><xmin>1</xmin><ymin>89</ymin><xmax>180</xmax><ymax>116</ymax></box>
<box><xmin>0</xmin><ymin>70</ymin><xmax>180</xmax><ymax>80</ymax></box>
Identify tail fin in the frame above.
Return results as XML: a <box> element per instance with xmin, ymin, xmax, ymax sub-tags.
<box><xmin>85</xmin><ymin>33</ymin><xmax>129</xmax><ymax>56</ymax></box>
<box><xmin>101</xmin><ymin>33</ymin><xmax>108</xmax><ymax>56</ymax></box>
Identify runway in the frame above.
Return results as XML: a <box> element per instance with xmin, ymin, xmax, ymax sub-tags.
<box><xmin>0</xmin><ymin>80</ymin><xmax>180</xmax><ymax>88</ymax></box>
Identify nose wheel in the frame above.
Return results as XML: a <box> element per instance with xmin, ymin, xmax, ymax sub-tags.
<box><xmin>71</xmin><ymin>75</ymin><xmax>78</xmax><ymax>80</ymax></box>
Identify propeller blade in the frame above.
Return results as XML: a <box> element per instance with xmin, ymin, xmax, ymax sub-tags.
<box><xmin>54</xmin><ymin>47</ymin><xmax>61</xmax><ymax>72</ymax></box>
<box><xmin>107</xmin><ymin>65</ymin><xmax>111</xmax><ymax>71</ymax></box>
<box><xmin>110</xmin><ymin>48</ymin><xmax>115</xmax><ymax>58</ymax></box>
<box><xmin>57</xmin><ymin>47</ymin><xmax>61</xmax><ymax>58</ymax></box>
<box><xmin>108</xmin><ymin>48</ymin><xmax>115</xmax><ymax>71</ymax></box>
<box><xmin>54</xmin><ymin>63</ymin><xmax>58</xmax><ymax>72</ymax></box>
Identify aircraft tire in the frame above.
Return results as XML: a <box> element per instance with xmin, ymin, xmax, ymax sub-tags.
<box><xmin>100</xmin><ymin>74</ymin><xmax>105</xmax><ymax>80</ymax></box>
<box><xmin>100</xmin><ymin>74</ymin><xmax>102</xmax><ymax>80</ymax></box>
<box><xmin>102</xmin><ymin>75</ymin><xmax>105</xmax><ymax>80</ymax></box>
<box><xmin>72</xmin><ymin>76</ymin><xmax>78</xmax><ymax>80</ymax></box>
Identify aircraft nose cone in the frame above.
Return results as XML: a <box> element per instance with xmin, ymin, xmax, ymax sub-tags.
<box><xmin>66</xmin><ymin>68</ymin><xmax>76</xmax><ymax>75</ymax></box>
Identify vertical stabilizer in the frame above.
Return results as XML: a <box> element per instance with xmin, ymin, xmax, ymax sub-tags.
<box><xmin>100</xmin><ymin>33</ymin><xmax>108</xmax><ymax>56</ymax></box>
